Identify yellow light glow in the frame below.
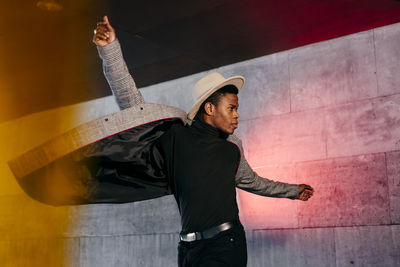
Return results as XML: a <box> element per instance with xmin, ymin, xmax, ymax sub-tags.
<box><xmin>36</xmin><ymin>0</ymin><xmax>63</xmax><ymax>12</ymax></box>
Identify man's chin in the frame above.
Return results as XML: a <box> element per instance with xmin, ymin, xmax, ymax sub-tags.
<box><xmin>217</xmin><ymin>126</ymin><xmax>235</xmax><ymax>135</ymax></box>
<box><xmin>224</xmin><ymin>128</ymin><xmax>235</xmax><ymax>135</ymax></box>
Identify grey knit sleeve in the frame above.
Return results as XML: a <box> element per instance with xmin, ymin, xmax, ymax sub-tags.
<box><xmin>96</xmin><ymin>40</ymin><xmax>144</xmax><ymax>109</ymax></box>
<box><xmin>228</xmin><ymin>134</ymin><xmax>300</xmax><ymax>199</ymax></box>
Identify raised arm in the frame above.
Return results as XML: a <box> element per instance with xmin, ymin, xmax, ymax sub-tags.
<box><xmin>228</xmin><ymin>135</ymin><xmax>313</xmax><ymax>200</ymax></box>
<box><xmin>93</xmin><ymin>15</ymin><xmax>144</xmax><ymax>109</ymax></box>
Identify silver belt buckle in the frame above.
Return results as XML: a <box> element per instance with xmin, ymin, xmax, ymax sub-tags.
<box><xmin>181</xmin><ymin>232</ymin><xmax>196</xmax><ymax>242</ymax></box>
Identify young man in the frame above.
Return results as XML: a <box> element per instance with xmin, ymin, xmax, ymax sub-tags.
<box><xmin>94</xmin><ymin>16</ymin><xmax>314</xmax><ymax>267</ymax></box>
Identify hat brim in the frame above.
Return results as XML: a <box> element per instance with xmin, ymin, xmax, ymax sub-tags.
<box><xmin>187</xmin><ymin>75</ymin><xmax>245</xmax><ymax>120</ymax></box>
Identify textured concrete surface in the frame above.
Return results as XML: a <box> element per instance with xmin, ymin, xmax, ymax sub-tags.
<box><xmin>375</xmin><ymin>23</ymin><xmax>400</xmax><ymax>96</ymax></box>
<box><xmin>392</xmin><ymin>225</ymin><xmax>400</xmax><ymax>261</ymax></box>
<box><xmin>0</xmin><ymin>195</ymin><xmax>71</xmax><ymax>240</ymax></box>
<box><xmin>387</xmin><ymin>151</ymin><xmax>400</xmax><ymax>224</ymax></box>
<box><xmin>65</xmin><ymin>238</ymin><xmax>82</xmax><ymax>267</ymax></box>
<box><xmin>217</xmin><ymin>51</ymin><xmax>291</xmax><ymax>120</ymax></box>
<box><xmin>140</xmin><ymin>52</ymin><xmax>293</xmax><ymax>122</ymax></box>
<box><xmin>246</xmin><ymin>228</ymin><xmax>336</xmax><ymax>267</ymax></box>
<box><xmin>0</xmin><ymin>195</ymin><xmax>180</xmax><ymax>239</ymax></box>
<box><xmin>0</xmin><ymin>237</ymin><xmax>78</xmax><ymax>267</ymax></box>
<box><xmin>239</xmin><ymin>109</ymin><xmax>326</xmax><ymax>166</ymax></box>
<box><xmin>335</xmin><ymin>225</ymin><xmax>400</xmax><ymax>267</ymax></box>
<box><xmin>289</xmin><ymin>30</ymin><xmax>377</xmax><ymax>112</ymax></box>
<box><xmin>67</xmin><ymin>196</ymin><xmax>180</xmax><ymax>237</ymax></box>
<box><xmin>296</xmin><ymin>153</ymin><xmax>390</xmax><ymax>228</ymax></box>
<box><xmin>325</xmin><ymin>94</ymin><xmax>400</xmax><ymax>158</ymax></box>
<box><xmin>78</xmin><ymin>234</ymin><xmax>178</xmax><ymax>267</ymax></box>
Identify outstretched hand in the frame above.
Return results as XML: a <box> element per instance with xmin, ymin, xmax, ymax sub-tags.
<box><xmin>297</xmin><ymin>184</ymin><xmax>314</xmax><ymax>201</ymax></box>
<box><xmin>93</xmin><ymin>15</ymin><xmax>116</xmax><ymax>46</ymax></box>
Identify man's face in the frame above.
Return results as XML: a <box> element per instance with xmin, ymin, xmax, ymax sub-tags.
<box><xmin>209</xmin><ymin>93</ymin><xmax>239</xmax><ymax>134</ymax></box>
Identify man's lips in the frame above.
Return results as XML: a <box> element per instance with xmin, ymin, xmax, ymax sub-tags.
<box><xmin>232</xmin><ymin>122</ymin><xmax>239</xmax><ymax>128</ymax></box>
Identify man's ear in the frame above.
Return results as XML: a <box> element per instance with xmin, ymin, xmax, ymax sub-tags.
<box><xmin>204</xmin><ymin>102</ymin><xmax>215</xmax><ymax>116</ymax></box>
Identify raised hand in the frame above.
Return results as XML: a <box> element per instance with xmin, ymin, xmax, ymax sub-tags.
<box><xmin>297</xmin><ymin>184</ymin><xmax>314</xmax><ymax>201</ymax></box>
<box><xmin>93</xmin><ymin>15</ymin><xmax>116</xmax><ymax>46</ymax></box>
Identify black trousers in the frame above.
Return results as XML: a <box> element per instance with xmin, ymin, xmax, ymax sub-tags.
<box><xmin>178</xmin><ymin>223</ymin><xmax>247</xmax><ymax>267</ymax></box>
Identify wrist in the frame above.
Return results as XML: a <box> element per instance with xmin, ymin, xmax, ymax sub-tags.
<box><xmin>97</xmin><ymin>39</ymin><xmax>121</xmax><ymax>61</ymax></box>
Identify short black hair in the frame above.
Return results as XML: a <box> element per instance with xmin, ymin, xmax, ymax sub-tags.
<box><xmin>198</xmin><ymin>85</ymin><xmax>238</xmax><ymax>116</ymax></box>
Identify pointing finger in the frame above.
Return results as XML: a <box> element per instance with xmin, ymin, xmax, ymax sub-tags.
<box><xmin>103</xmin><ymin>15</ymin><xmax>109</xmax><ymax>25</ymax></box>
<box><xmin>103</xmin><ymin>15</ymin><xmax>113</xmax><ymax>31</ymax></box>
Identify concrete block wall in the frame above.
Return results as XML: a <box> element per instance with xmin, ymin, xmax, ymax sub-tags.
<box><xmin>1</xmin><ymin>22</ymin><xmax>399</xmax><ymax>266</ymax></box>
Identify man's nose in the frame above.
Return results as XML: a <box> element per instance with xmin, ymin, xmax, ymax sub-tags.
<box><xmin>234</xmin><ymin>110</ymin><xmax>239</xmax><ymax>119</ymax></box>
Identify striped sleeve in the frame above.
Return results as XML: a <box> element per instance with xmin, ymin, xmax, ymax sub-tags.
<box><xmin>96</xmin><ymin>40</ymin><xmax>145</xmax><ymax>109</ymax></box>
<box><xmin>228</xmin><ymin>134</ymin><xmax>300</xmax><ymax>199</ymax></box>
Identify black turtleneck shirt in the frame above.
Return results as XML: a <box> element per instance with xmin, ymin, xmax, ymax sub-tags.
<box><xmin>156</xmin><ymin>118</ymin><xmax>241</xmax><ymax>234</ymax></box>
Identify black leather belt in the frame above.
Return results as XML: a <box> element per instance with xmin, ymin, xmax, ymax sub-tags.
<box><xmin>180</xmin><ymin>222</ymin><xmax>234</xmax><ymax>242</ymax></box>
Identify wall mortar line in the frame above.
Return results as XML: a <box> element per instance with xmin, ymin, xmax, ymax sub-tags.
<box><xmin>287</xmin><ymin>51</ymin><xmax>292</xmax><ymax>113</ymax></box>
<box><xmin>372</xmin><ymin>29</ymin><xmax>380</xmax><ymax>97</ymax></box>
<box><xmin>384</xmin><ymin>152</ymin><xmax>393</xmax><ymax>224</ymax></box>
<box><xmin>333</xmin><ymin>227</ymin><xmax>338</xmax><ymax>267</ymax></box>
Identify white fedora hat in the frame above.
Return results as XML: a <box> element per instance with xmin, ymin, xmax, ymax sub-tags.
<box><xmin>187</xmin><ymin>72</ymin><xmax>245</xmax><ymax>120</ymax></box>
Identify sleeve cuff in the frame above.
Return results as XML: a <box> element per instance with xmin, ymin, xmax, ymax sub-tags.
<box><xmin>96</xmin><ymin>39</ymin><xmax>122</xmax><ymax>63</ymax></box>
<box><xmin>288</xmin><ymin>184</ymin><xmax>300</xmax><ymax>199</ymax></box>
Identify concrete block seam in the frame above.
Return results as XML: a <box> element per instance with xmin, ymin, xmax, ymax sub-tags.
<box><xmin>65</xmin><ymin>232</ymin><xmax>180</xmax><ymax>239</ymax></box>
<box><xmin>249</xmin><ymin>223</ymin><xmax>400</xmax><ymax>233</ymax></box>
<box><xmin>250</xmin><ymin>150</ymin><xmax>399</xmax><ymax>170</ymax></box>
<box><xmin>372</xmin><ymin>28</ymin><xmax>380</xmax><ymax>98</ymax></box>
<box><xmin>287</xmin><ymin>51</ymin><xmax>293</xmax><ymax>114</ymax></box>
<box><xmin>385</xmin><ymin>152</ymin><xmax>393</xmax><ymax>225</ymax></box>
